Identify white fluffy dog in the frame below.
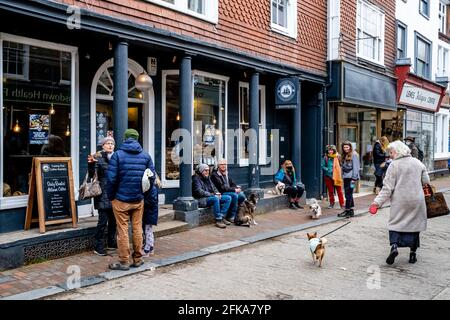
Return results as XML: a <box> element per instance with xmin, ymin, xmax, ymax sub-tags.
<box><xmin>308</xmin><ymin>198</ymin><xmax>322</xmax><ymax>219</ymax></box>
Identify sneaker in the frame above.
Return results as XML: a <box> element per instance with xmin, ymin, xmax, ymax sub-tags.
<box><xmin>143</xmin><ymin>246</ymin><xmax>155</xmax><ymax>257</ymax></box>
<box><xmin>108</xmin><ymin>262</ymin><xmax>129</xmax><ymax>271</ymax></box>
<box><xmin>328</xmin><ymin>203</ymin><xmax>335</xmax><ymax>209</ymax></box>
<box><xmin>337</xmin><ymin>210</ymin><xmax>349</xmax><ymax>217</ymax></box>
<box><xmin>347</xmin><ymin>209</ymin><xmax>355</xmax><ymax>217</ymax></box>
<box><xmin>222</xmin><ymin>218</ymin><xmax>231</xmax><ymax>225</ymax></box>
<box><xmin>294</xmin><ymin>202</ymin><xmax>304</xmax><ymax>209</ymax></box>
<box><xmin>93</xmin><ymin>249</ymin><xmax>107</xmax><ymax>256</ymax></box>
<box><xmin>215</xmin><ymin>221</ymin><xmax>227</xmax><ymax>228</ymax></box>
<box><xmin>224</xmin><ymin>217</ymin><xmax>234</xmax><ymax>225</ymax></box>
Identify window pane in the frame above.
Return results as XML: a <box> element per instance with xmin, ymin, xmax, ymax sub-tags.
<box><xmin>417</xmin><ymin>39</ymin><xmax>427</xmax><ymax>60</ymax></box>
<box><xmin>164</xmin><ymin>74</ymin><xmax>180</xmax><ymax>181</ymax></box>
<box><xmin>193</xmin><ymin>76</ymin><xmax>226</xmax><ymax>166</ymax></box>
<box><xmin>3</xmin><ymin>42</ymin><xmax>72</xmax><ymax>197</ymax></box>
<box><xmin>188</xmin><ymin>0</ymin><xmax>204</xmax><ymax>14</ymax></box>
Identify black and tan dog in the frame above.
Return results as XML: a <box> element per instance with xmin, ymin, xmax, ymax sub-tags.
<box><xmin>235</xmin><ymin>193</ymin><xmax>259</xmax><ymax>227</ymax></box>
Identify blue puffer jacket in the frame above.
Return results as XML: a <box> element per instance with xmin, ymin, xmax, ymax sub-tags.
<box><xmin>107</xmin><ymin>138</ymin><xmax>155</xmax><ymax>202</ymax></box>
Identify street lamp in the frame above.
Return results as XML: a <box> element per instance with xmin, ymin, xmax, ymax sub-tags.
<box><xmin>135</xmin><ymin>71</ymin><xmax>153</xmax><ymax>91</ymax></box>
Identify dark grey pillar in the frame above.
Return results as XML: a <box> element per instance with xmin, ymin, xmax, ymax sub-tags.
<box><xmin>292</xmin><ymin>79</ymin><xmax>302</xmax><ymax>183</ymax></box>
<box><xmin>173</xmin><ymin>55</ymin><xmax>198</xmax><ymax>212</ymax></box>
<box><xmin>246</xmin><ymin>72</ymin><xmax>264</xmax><ymax>199</ymax></box>
<box><xmin>113</xmin><ymin>41</ymin><xmax>128</xmax><ymax>144</ymax></box>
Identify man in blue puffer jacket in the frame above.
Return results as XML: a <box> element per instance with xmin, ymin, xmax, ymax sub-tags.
<box><xmin>107</xmin><ymin>128</ymin><xmax>155</xmax><ymax>271</ymax></box>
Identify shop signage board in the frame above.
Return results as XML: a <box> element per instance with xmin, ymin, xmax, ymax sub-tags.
<box><xmin>275</xmin><ymin>78</ymin><xmax>298</xmax><ymax>109</ymax></box>
<box><xmin>399</xmin><ymin>83</ymin><xmax>441</xmax><ymax>112</ymax></box>
<box><xmin>25</xmin><ymin>157</ymin><xmax>77</xmax><ymax>233</ymax></box>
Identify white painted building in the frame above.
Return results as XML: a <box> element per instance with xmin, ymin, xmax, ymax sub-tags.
<box><xmin>396</xmin><ymin>0</ymin><xmax>450</xmax><ymax>173</ymax></box>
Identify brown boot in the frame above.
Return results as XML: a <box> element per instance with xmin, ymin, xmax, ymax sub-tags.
<box><xmin>215</xmin><ymin>221</ymin><xmax>227</xmax><ymax>229</ymax></box>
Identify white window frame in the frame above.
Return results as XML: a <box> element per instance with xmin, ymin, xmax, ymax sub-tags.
<box><xmin>356</xmin><ymin>0</ymin><xmax>385</xmax><ymax>66</ymax></box>
<box><xmin>419</xmin><ymin>0</ymin><xmax>430</xmax><ymax>19</ymax></box>
<box><xmin>439</xmin><ymin>1</ymin><xmax>447</xmax><ymax>33</ymax></box>
<box><xmin>435</xmin><ymin>109</ymin><xmax>450</xmax><ymax>159</ymax></box>
<box><xmin>145</xmin><ymin>0</ymin><xmax>218</xmax><ymax>24</ymax></box>
<box><xmin>270</xmin><ymin>0</ymin><xmax>297</xmax><ymax>39</ymax></box>
<box><xmin>0</xmin><ymin>33</ymin><xmax>79</xmax><ymax>210</ymax></box>
<box><xmin>437</xmin><ymin>45</ymin><xmax>448</xmax><ymax>78</ymax></box>
<box><xmin>161</xmin><ymin>70</ymin><xmax>229</xmax><ymax>188</ymax></box>
<box><xmin>327</xmin><ymin>0</ymin><xmax>341</xmax><ymax>60</ymax></box>
<box><xmin>238</xmin><ymin>82</ymin><xmax>267</xmax><ymax>167</ymax></box>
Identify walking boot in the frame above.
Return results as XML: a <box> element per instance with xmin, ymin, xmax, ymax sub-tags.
<box><xmin>386</xmin><ymin>245</ymin><xmax>398</xmax><ymax>265</ymax></box>
<box><xmin>347</xmin><ymin>209</ymin><xmax>355</xmax><ymax>217</ymax></box>
<box><xmin>337</xmin><ymin>210</ymin><xmax>349</xmax><ymax>217</ymax></box>
<box><xmin>409</xmin><ymin>252</ymin><xmax>417</xmax><ymax>264</ymax></box>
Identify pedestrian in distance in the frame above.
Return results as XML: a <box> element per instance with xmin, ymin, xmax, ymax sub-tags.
<box><xmin>338</xmin><ymin>141</ymin><xmax>360</xmax><ymax>218</ymax></box>
<box><xmin>369</xmin><ymin>140</ymin><xmax>430</xmax><ymax>265</ymax></box>
<box><xmin>321</xmin><ymin>145</ymin><xmax>344</xmax><ymax>209</ymax></box>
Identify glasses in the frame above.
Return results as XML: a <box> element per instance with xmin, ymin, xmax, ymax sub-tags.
<box><xmin>104</xmin><ymin>142</ymin><xmax>115</xmax><ymax>145</ymax></box>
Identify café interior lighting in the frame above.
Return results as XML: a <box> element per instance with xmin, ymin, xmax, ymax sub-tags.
<box><xmin>135</xmin><ymin>71</ymin><xmax>152</xmax><ymax>91</ymax></box>
<box><xmin>65</xmin><ymin>125</ymin><xmax>71</xmax><ymax>137</ymax></box>
<box><xmin>13</xmin><ymin>120</ymin><xmax>21</xmax><ymax>133</ymax></box>
<box><xmin>176</xmin><ymin>112</ymin><xmax>180</xmax><ymax>121</ymax></box>
<box><xmin>49</xmin><ymin>103</ymin><xmax>55</xmax><ymax>115</ymax></box>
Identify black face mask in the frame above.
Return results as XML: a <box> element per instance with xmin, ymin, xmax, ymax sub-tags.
<box><xmin>286</xmin><ymin>167</ymin><xmax>293</xmax><ymax>172</ymax></box>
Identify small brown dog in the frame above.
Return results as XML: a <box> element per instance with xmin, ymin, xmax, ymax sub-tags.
<box><xmin>307</xmin><ymin>232</ymin><xmax>328</xmax><ymax>267</ymax></box>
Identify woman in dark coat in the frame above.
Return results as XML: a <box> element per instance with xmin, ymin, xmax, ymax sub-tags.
<box><xmin>87</xmin><ymin>136</ymin><xmax>117</xmax><ymax>256</ymax></box>
<box><xmin>372</xmin><ymin>136</ymin><xmax>389</xmax><ymax>194</ymax></box>
<box><xmin>274</xmin><ymin>160</ymin><xmax>304</xmax><ymax>210</ymax></box>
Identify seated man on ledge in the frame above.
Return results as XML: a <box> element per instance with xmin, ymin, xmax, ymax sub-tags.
<box><xmin>192</xmin><ymin>163</ymin><xmax>232</xmax><ymax>229</ymax></box>
<box><xmin>211</xmin><ymin>159</ymin><xmax>246</xmax><ymax>224</ymax></box>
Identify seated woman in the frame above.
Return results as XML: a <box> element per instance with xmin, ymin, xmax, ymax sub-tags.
<box><xmin>275</xmin><ymin>160</ymin><xmax>305</xmax><ymax>210</ymax></box>
<box><xmin>192</xmin><ymin>163</ymin><xmax>232</xmax><ymax>229</ymax></box>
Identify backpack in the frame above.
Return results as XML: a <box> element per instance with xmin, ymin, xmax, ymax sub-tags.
<box><xmin>417</xmin><ymin>145</ymin><xmax>424</xmax><ymax>162</ymax></box>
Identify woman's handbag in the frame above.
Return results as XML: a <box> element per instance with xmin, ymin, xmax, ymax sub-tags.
<box><xmin>79</xmin><ymin>171</ymin><xmax>102</xmax><ymax>200</ymax></box>
<box><xmin>423</xmin><ymin>184</ymin><xmax>449</xmax><ymax>219</ymax></box>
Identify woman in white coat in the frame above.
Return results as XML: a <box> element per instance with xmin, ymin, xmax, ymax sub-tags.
<box><xmin>369</xmin><ymin>140</ymin><xmax>430</xmax><ymax>265</ymax></box>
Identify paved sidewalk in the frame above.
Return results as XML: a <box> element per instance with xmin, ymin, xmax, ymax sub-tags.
<box><xmin>1</xmin><ymin>176</ymin><xmax>449</xmax><ymax>299</ymax></box>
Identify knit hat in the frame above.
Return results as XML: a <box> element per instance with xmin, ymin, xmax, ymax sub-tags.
<box><xmin>197</xmin><ymin>163</ymin><xmax>210</xmax><ymax>174</ymax></box>
<box><xmin>100</xmin><ymin>136</ymin><xmax>115</xmax><ymax>146</ymax></box>
<box><xmin>124</xmin><ymin>128</ymin><xmax>139</xmax><ymax>140</ymax></box>
<box><xmin>404</xmin><ymin>136</ymin><xmax>415</xmax><ymax>143</ymax></box>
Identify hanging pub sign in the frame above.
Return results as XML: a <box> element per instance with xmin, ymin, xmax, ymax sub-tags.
<box><xmin>25</xmin><ymin>157</ymin><xmax>77</xmax><ymax>233</ymax></box>
<box><xmin>275</xmin><ymin>77</ymin><xmax>299</xmax><ymax>109</ymax></box>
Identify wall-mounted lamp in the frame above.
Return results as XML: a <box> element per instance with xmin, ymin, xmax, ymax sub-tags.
<box><xmin>13</xmin><ymin>120</ymin><xmax>21</xmax><ymax>133</ymax></box>
<box><xmin>135</xmin><ymin>71</ymin><xmax>153</xmax><ymax>91</ymax></box>
<box><xmin>108</xmin><ymin>41</ymin><xmax>113</xmax><ymax>51</ymax></box>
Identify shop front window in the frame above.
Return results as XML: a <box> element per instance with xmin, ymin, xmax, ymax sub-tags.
<box><xmin>406</xmin><ymin>109</ymin><xmax>434</xmax><ymax>170</ymax></box>
<box><xmin>162</xmin><ymin>71</ymin><xmax>228</xmax><ymax>185</ymax></box>
<box><xmin>2</xmin><ymin>38</ymin><xmax>75</xmax><ymax>199</ymax></box>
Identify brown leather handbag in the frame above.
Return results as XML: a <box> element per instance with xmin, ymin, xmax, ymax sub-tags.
<box><xmin>423</xmin><ymin>184</ymin><xmax>449</xmax><ymax>219</ymax></box>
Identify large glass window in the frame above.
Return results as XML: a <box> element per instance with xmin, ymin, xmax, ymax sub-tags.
<box><xmin>439</xmin><ymin>1</ymin><xmax>447</xmax><ymax>33</ymax></box>
<box><xmin>406</xmin><ymin>109</ymin><xmax>434</xmax><ymax>170</ymax></box>
<box><xmin>238</xmin><ymin>82</ymin><xmax>266</xmax><ymax>166</ymax></box>
<box><xmin>2</xmin><ymin>38</ymin><xmax>75</xmax><ymax>199</ymax></box>
<box><xmin>356</xmin><ymin>0</ymin><xmax>385</xmax><ymax>65</ymax></box>
<box><xmin>162</xmin><ymin>71</ymin><xmax>228</xmax><ymax>185</ymax></box>
<box><xmin>420</xmin><ymin>0</ymin><xmax>430</xmax><ymax>18</ymax></box>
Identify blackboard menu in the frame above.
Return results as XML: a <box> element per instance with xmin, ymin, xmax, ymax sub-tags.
<box><xmin>41</xmin><ymin>162</ymin><xmax>72</xmax><ymax>220</ymax></box>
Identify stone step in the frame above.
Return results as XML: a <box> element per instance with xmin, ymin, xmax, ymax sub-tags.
<box><xmin>153</xmin><ymin>220</ymin><xmax>189</xmax><ymax>238</ymax></box>
<box><xmin>158</xmin><ymin>207</ymin><xmax>175</xmax><ymax>223</ymax></box>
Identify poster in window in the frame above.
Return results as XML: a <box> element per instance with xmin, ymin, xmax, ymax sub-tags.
<box><xmin>204</xmin><ymin>124</ymin><xmax>215</xmax><ymax>145</ymax></box>
<box><xmin>29</xmin><ymin>114</ymin><xmax>49</xmax><ymax>145</ymax></box>
<box><xmin>96</xmin><ymin>112</ymin><xmax>109</xmax><ymax>145</ymax></box>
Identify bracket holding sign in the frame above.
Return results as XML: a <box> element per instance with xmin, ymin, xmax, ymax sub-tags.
<box><xmin>25</xmin><ymin>157</ymin><xmax>77</xmax><ymax>233</ymax></box>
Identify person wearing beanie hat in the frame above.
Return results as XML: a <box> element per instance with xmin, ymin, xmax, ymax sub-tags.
<box><xmin>124</xmin><ymin>128</ymin><xmax>139</xmax><ymax>141</ymax></box>
<box><xmin>87</xmin><ymin>135</ymin><xmax>117</xmax><ymax>256</ymax></box>
<box><xmin>192</xmin><ymin>163</ymin><xmax>232</xmax><ymax>229</ymax></box>
<box><xmin>321</xmin><ymin>145</ymin><xmax>344</xmax><ymax>209</ymax></box>
<box><xmin>107</xmin><ymin>127</ymin><xmax>156</xmax><ymax>270</ymax></box>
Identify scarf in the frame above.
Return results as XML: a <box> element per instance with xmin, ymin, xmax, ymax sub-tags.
<box><xmin>332</xmin><ymin>155</ymin><xmax>343</xmax><ymax>187</ymax></box>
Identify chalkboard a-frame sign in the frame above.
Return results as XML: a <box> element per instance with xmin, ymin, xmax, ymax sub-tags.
<box><xmin>25</xmin><ymin>157</ymin><xmax>77</xmax><ymax>233</ymax></box>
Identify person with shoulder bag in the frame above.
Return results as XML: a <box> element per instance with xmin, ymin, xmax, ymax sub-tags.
<box><xmin>338</xmin><ymin>141</ymin><xmax>360</xmax><ymax>218</ymax></box>
<box><xmin>87</xmin><ymin>136</ymin><xmax>117</xmax><ymax>256</ymax></box>
<box><xmin>321</xmin><ymin>145</ymin><xmax>344</xmax><ymax>209</ymax></box>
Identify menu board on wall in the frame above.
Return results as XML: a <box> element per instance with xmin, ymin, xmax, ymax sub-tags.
<box><xmin>25</xmin><ymin>157</ymin><xmax>77</xmax><ymax>233</ymax></box>
<box><xmin>29</xmin><ymin>114</ymin><xmax>49</xmax><ymax>145</ymax></box>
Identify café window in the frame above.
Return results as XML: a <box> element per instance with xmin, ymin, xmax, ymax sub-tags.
<box><xmin>1</xmin><ymin>35</ymin><xmax>77</xmax><ymax>203</ymax></box>
<box><xmin>406</xmin><ymin>109</ymin><xmax>434</xmax><ymax>171</ymax></box>
<box><xmin>162</xmin><ymin>71</ymin><xmax>228</xmax><ymax>186</ymax></box>
<box><xmin>238</xmin><ymin>82</ymin><xmax>267</xmax><ymax>166</ymax></box>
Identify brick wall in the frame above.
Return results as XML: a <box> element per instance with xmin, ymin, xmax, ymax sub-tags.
<box><xmin>54</xmin><ymin>0</ymin><xmax>327</xmax><ymax>76</ymax></box>
<box><xmin>339</xmin><ymin>0</ymin><xmax>396</xmax><ymax>75</ymax></box>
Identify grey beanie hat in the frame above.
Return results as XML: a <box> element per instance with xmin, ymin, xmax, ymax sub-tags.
<box><xmin>197</xmin><ymin>163</ymin><xmax>209</xmax><ymax>173</ymax></box>
<box><xmin>100</xmin><ymin>136</ymin><xmax>115</xmax><ymax>146</ymax></box>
